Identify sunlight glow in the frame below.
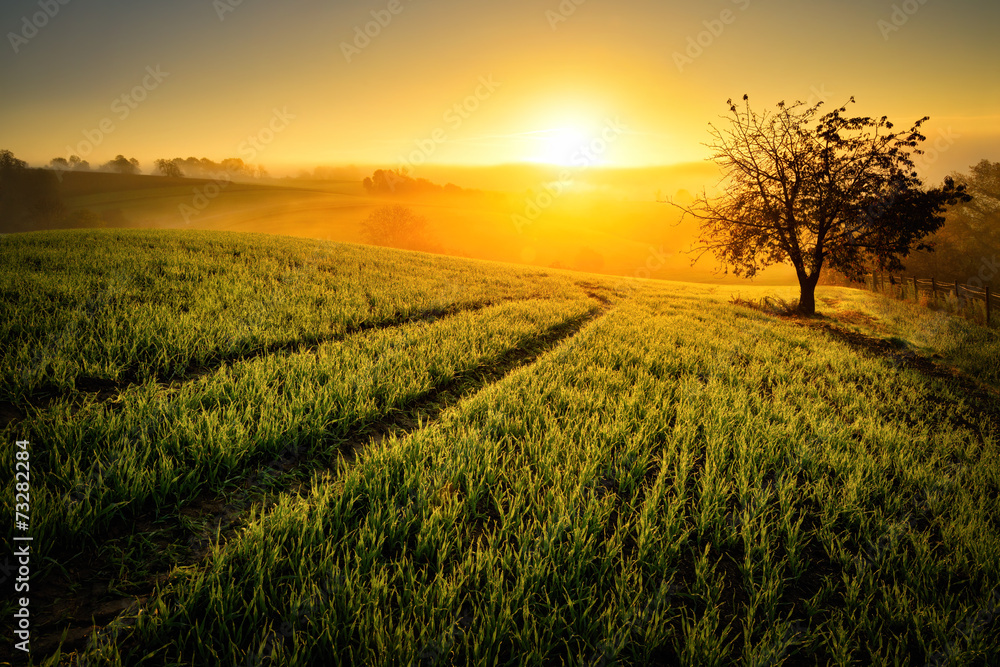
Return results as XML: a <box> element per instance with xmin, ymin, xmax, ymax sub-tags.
<box><xmin>529</xmin><ymin>126</ymin><xmax>592</xmax><ymax>166</ymax></box>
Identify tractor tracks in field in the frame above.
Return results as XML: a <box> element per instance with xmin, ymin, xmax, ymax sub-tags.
<box><xmin>22</xmin><ymin>292</ymin><xmax>616</xmax><ymax>664</ymax></box>
<box><xmin>0</xmin><ymin>295</ymin><xmax>571</xmax><ymax>430</ymax></box>
<box><xmin>732</xmin><ymin>296</ymin><xmax>999</xmax><ymax>452</ymax></box>
<box><xmin>795</xmin><ymin>317</ymin><xmax>1000</xmax><ymax>437</ymax></box>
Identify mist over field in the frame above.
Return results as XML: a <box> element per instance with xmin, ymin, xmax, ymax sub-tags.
<box><xmin>4</xmin><ymin>161</ymin><xmax>803</xmax><ymax>284</ymax></box>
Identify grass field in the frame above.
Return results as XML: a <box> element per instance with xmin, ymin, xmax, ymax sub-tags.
<box><xmin>2</xmin><ymin>229</ymin><xmax>998</xmax><ymax>666</ymax></box>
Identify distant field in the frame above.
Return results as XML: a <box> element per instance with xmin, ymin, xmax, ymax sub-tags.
<box><xmin>48</xmin><ymin>170</ymin><xmax>799</xmax><ymax>284</ymax></box>
<box><xmin>1</xmin><ymin>229</ymin><xmax>997</xmax><ymax>666</ymax></box>
<box><xmin>55</xmin><ymin>171</ymin><xmax>376</xmax><ymax>245</ymax></box>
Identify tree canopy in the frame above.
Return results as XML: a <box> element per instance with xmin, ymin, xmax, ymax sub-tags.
<box><xmin>674</xmin><ymin>95</ymin><xmax>971</xmax><ymax>314</ymax></box>
<box><xmin>154</xmin><ymin>158</ymin><xmax>184</xmax><ymax>178</ymax></box>
<box><xmin>893</xmin><ymin>159</ymin><xmax>1000</xmax><ymax>287</ymax></box>
<box><xmin>1</xmin><ymin>149</ymin><xmax>65</xmax><ymax>230</ymax></box>
<box><xmin>362</xmin><ymin>169</ymin><xmax>473</xmax><ymax>197</ymax></box>
<box><xmin>102</xmin><ymin>155</ymin><xmax>141</xmax><ymax>175</ymax></box>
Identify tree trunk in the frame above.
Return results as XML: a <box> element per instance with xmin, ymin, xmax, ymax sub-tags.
<box><xmin>797</xmin><ymin>276</ymin><xmax>818</xmax><ymax>315</ymax></box>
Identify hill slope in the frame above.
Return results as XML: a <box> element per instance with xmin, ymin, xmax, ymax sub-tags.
<box><xmin>36</xmin><ymin>169</ymin><xmax>800</xmax><ymax>284</ymax></box>
<box><xmin>1</xmin><ymin>229</ymin><xmax>997</xmax><ymax>666</ymax></box>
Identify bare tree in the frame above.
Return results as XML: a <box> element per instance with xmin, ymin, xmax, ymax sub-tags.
<box><xmin>672</xmin><ymin>95</ymin><xmax>971</xmax><ymax>314</ymax></box>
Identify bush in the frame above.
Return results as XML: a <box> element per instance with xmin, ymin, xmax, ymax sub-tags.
<box><xmin>360</xmin><ymin>205</ymin><xmax>434</xmax><ymax>251</ymax></box>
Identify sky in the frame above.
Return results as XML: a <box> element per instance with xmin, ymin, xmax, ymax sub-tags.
<box><xmin>2</xmin><ymin>0</ymin><xmax>998</xmax><ymax>182</ymax></box>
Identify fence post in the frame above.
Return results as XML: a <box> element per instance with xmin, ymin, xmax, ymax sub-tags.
<box><xmin>912</xmin><ymin>276</ymin><xmax>917</xmax><ymax>301</ymax></box>
<box><xmin>955</xmin><ymin>280</ymin><xmax>960</xmax><ymax>298</ymax></box>
<box><xmin>988</xmin><ymin>286</ymin><xmax>992</xmax><ymax>326</ymax></box>
<box><xmin>931</xmin><ymin>277</ymin><xmax>937</xmax><ymax>300</ymax></box>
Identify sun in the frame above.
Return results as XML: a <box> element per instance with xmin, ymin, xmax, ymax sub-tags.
<box><xmin>529</xmin><ymin>126</ymin><xmax>591</xmax><ymax>166</ymax></box>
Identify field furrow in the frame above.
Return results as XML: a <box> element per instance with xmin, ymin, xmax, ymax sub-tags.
<box><xmin>1</xmin><ymin>298</ymin><xmax>603</xmax><ymax>552</ymax></box>
<box><xmin>0</xmin><ymin>230</ymin><xmax>596</xmax><ymax>406</ymax></box>
<box><xmin>1</xmin><ymin>295</ymin><xmax>570</xmax><ymax>429</ymax></box>
<box><xmin>89</xmin><ymin>290</ymin><xmax>999</xmax><ymax>666</ymax></box>
<box><xmin>17</xmin><ymin>293</ymin><xmax>615</xmax><ymax>662</ymax></box>
<box><xmin>3</xmin><ymin>231</ymin><xmax>998</xmax><ymax>666</ymax></box>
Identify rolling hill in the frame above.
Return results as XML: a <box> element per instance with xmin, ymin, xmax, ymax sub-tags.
<box><xmin>1</xmin><ymin>229</ymin><xmax>997</xmax><ymax>666</ymax></box>
<box><xmin>39</xmin><ymin>169</ymin><xmax>799</xmax><ymax>286</ymax></box>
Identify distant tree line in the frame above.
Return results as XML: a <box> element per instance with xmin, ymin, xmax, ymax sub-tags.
<box><xmin>289</xmin><ymin>165</ymin><xmax>363</xmax><ymax>181</ymax></box>
<box><xmin>362</xmin><ymin>168</ymin><xmax>475</xmax><ymax>197</ymax></box>
<box><xmin>50</xmin><ymin>154</ymin><xmax>141</xmax><ymax>175</ymax></box>
<box><xmin>48</xmin><ymin>155</ymin><xmax>91</xmax><ymax>172</ymax></box>
<box><xmin>2</xmin><ymin>150</ymin><xmax>64</xmax><ymax>230</ymax></box>
<box><xmin>151</xmin><ymin>157</ymin><xmax>267</xmax><ymax>179</ymax></box>
<box><xmin>1</xmin><ymin>149</ymin><xmax>126</xmax><ymax>232</ymax></box>
<box><xmin>46</xmin><ymin>154</ymin><xmax>268</xmax><ymax>179</ymax></box>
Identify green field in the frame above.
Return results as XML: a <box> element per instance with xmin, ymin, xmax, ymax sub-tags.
<box><xmin>2</xmin><ymin>229</ymin><xmax>998</xmax><ymax>666</ymax></box>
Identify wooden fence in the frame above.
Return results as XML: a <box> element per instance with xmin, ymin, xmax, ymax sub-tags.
<box><xmin>865</xmin><ymin>273</ymin><xmax>994</xmax><ymax>327</ymax></box>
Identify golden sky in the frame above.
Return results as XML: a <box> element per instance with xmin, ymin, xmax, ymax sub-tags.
<box><xmin>2</xmin><ymin>0</ymin><xmax>998</xmax><ymax>182</ymax></box>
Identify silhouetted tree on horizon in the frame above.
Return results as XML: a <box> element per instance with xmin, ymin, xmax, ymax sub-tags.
<box><xmin>1</xmin><ymin>149</ymin><xmax>66</xmax><ymax>230</ymax></box>
<box><xmin>362</xmin><ymin>168</ymin><xmax>473</xmax><ymax>197</ymax></box>
<box><xmin>671</xmin><ymin>95</ymin><xmax>971</xmax><ymax>315</ymax></box>
<box><xmin>154</xmin><ymin>158</ymin><xmax>184</xmax><ymax>178</ymax></box>
<box><xmin>49</xmin><ymin>155</ymin><xmax>90</xmax><ymax>171</ymax></box>
<box><xmin>102</xmin><ymin>155</ymin><xmax>141</xmax><ymax>175</ymax></box>
<box><xmin>167</xmin><ymin>156</ymin><xmax>261</xmax><ymax>179</ymax></box>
